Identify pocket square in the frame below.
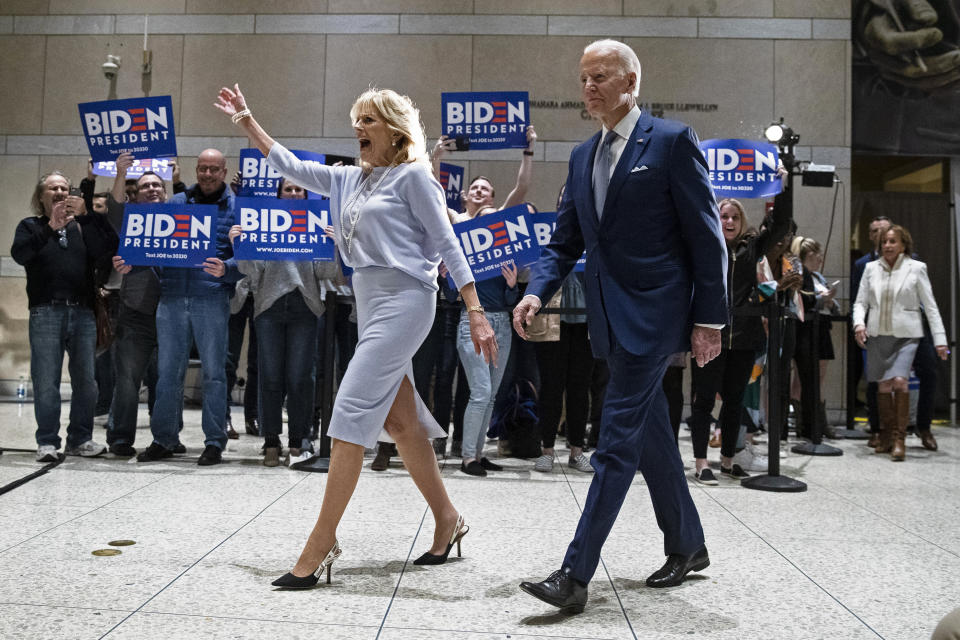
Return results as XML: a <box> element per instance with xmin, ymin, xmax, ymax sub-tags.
<box><xmin>631</xmin><ymin>165</ymin><xmax>649</xmax><ymax>173</ymax></box>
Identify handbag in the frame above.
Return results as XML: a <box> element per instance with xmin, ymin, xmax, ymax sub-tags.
<box><xmin>94</xmin><ymin>290</ymin><xmax>115</xmax><ymax>356</ymax></box>
<box><xmin>487</xmin><ymin>378</ymin><xmax>541</xmax><ymax>458</ymax></box>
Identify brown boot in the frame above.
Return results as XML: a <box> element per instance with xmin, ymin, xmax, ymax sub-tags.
<box><xmin>918</xmin><ymin>429</ymin><xmax>938</xmax><ymax>451</ymax></box>
<box><xmin>891</xmin><ymin>391</ymin><xmax>909</xmax><ymax>461</ymax></box>
<box><xmin>875</xmin><ymin>393</ymin><xmax>895</xmax><ymax>454</ymax></box>
<box><xmin>867</xmin><ymin>431</ymin><xmax>880</xmax><ymax>448</ymax></box>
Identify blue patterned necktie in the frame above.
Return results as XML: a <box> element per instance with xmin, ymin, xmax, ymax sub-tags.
<box><xmin>593</xmin><ymin>129</ymin><xmax>618</xmax><ymax>217</ymax></box>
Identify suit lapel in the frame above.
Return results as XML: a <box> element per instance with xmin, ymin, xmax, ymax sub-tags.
<box><xmin>891</xmin><ymin>257</ymin><xmax>911</xmax><ymax>298</ymax></box>
<box><xmin>600</xmin><ymin>110</ymin><xmax>654</xmax><ymax>223</ymax></box>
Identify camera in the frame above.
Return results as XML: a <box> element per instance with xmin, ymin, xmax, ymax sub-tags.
<box><xmin>102</xmin><ymin>54</ymin><xmax>121</xmax><ymax>80</ymax></box>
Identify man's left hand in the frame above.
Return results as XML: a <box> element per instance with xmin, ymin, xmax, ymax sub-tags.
<box><xmin>203</xmin><ymin>257</ymin><xmax>226</xmax><ymax>277</ymax></box>
<box><xmin>691</xmin><ymin>325</ymin><xmax>721</xmax><ymax>367</ymax></box>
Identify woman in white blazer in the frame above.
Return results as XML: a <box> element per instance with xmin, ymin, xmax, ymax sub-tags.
<box><xmin>853</xmin><ymin>225</ymin><xmax>948</xmax><ymax>460</ymax></box>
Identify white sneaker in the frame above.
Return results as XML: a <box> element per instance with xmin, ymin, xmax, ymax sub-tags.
<box><xmin>533</xmin><ymin>454</ymin><xmax>554</xmax><ymax>472</ymax></box>
<box><xmin>36</xmin><ymin>445</ymin><xmax>59</xmax><ymax>462</ymax></box>
<box><xmin>64</xmin><ymin>440</ymin><xmax>106</xmax><ymax>457</ymax></box>
<box><xmin>733</xmin><ymin>443</ymin><xmax>768</xmax><ymax>472</ymax></box>
<box><xmin>568</xmin><ymin>452</ymin><xmax>594</xmax><ymax>473</ymax></box>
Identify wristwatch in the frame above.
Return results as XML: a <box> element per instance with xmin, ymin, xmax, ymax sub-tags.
<box><xmin>466</xmin><ymin>305</ymin><xmax>485</xmax><ymax>314</ymax></box>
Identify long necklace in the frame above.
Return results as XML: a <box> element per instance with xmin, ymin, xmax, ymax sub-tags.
<box><xmin>340</xmin><ymin>165</ymin><xmax>394</xmax><ymax>254</ymax></box>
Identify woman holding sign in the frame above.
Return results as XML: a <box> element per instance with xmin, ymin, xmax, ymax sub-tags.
<box><xmin>217</xmin><ymin>84</ymin><xmax>497</xmax><ymax>587</ymax></box>
<box><xmin>229</xmin><ymin>178</ymin><xmax>339</xmax><ymax>467</ymax></box>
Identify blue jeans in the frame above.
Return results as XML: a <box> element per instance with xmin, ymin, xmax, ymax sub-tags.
<box><xmin>255</xmin><ymin>290</ymin><xmax>320</xmax><ymax>447</ymax></box>
<box><xmin>107</xmin><ymin>302</ymin><xmax>157</xmax><ymax>446</ymax></box>
<box><xmin>457</xmin><ymin>310</ymin><xmax>512</xmax><ymax>460</ymax></box>
<box><xmin>150</xmin><ymin>293</ymin><xmax>230</xmax><ymax>450</ymax></box>
<box><xmin>29</xmin><ymin>304</ymin><xmax>97</xmax><ymax>449</ymax></box>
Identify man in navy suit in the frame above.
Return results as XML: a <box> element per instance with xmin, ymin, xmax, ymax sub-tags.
<box><xmin>515</xmin><ymin>40</ymin><xmax>728</xmax><ymax>613</ymax></box>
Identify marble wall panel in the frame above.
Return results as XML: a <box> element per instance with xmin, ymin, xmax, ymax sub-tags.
<box><xmin>13</xmin><ymin>15</ymin><xmax>114</xmax><ymax>34</ymax></box>
<box><xmin>49</xmin><ymin>0</ymin><xmax>186</xmax><ymax>13</ymax></box>
<box><xmin>179</xmin><ymin>35</ymin><xmax>325</xmax><ymax>138</ymax></box>
<box><xmin>477</xmin><ymin>0</ymin><xmax>621</xmax><ymax>15</ymax></box>
<box><xmin>115</xmin><ymin>14</ymin><xmax>254</xmax><ymax>35</ymax></box>
<box><xmin>0</xmin><ymin>36</ymin><xmax>45</xmax><ymax>135</ymax></box>
<box><xmin>401</xmin><ymin>14</ymin><xmax>546</xmax><ymax>35</ymax></box>
<box><xmin>472</xmin><ymin>36</ymin><xmax>597</xmax><ymax>144</ymax></box>
<box><xmin>254</xmin><ymin>14</ymin><xmax>397</xmax><ymax>34</ymax></box>
<box><xmin>698</xmin><ymin>17</ymin><xmax>810</xmax><ymax>38</ymax></box>
<box><xmin>322</xmin><ymin>35</ymin><xmax>470</xmax><ymax>139</ymax></box>
<box><xmin>624</xmin><ymin>37</ymin><xmax>775</xmax><ymax>140</ymax></box>
<box><xmin>40</xmin><ymin>35</ymin><xmax>184</xmax><ymax>135</ymax></box>
<box><xmin>329</xmin><ymin>0</ymin><xmax>470</xmax><ymax>13</ymax></box>
<box><xmin>188</xmin><ymin>0</ymin><xmax>327</xmax><ymax>13</ymax></box>
<box><xmin>547</xmin><ymin>16</ymin><xmax>696</xmax><ymax>36</ymax></box>
<box><xmin>0</xmin><ymin>155</ymin><xmax>41</xmax><ymax>252</ymax></box>
<box><xmin>0</xmin><ymin>15</ymin><xmax>11</xmax><ymax>32</ymax></box>
<box><xmin>774</xmin><ymin>40</ymin><xmax>846</xmax><ymax>147</ymax></box>
<box><xmin>775</xmin><ymin>0</ymin><xmax>850</xmax><ymax>19</ymax></box>
<box><xmin>0</xmin><ymin>0</ymin><xmax>49</xmax><ymax>14</ymax></box>
<box><xmin>0</xmin><ymin>278</ymin><xmax>30</xmax><ymax>382</ymax></box>
<box><xmin>624</xmin><ymin>0</ymin><xmax>774</xmax><ymax>17</ymax></box>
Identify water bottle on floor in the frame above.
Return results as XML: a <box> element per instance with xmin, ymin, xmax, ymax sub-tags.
<box><xmin>17</xmin><ymin>376</ymin><xmax>26</xmax><ymax>401</ymax></box>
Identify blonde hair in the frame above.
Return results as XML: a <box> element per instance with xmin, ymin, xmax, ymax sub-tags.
<box><xmin>797</xmin><ymin>237</ymin><xmax>822</xmax><ymax>262</ymax></box>
<box><xmin>350</xmin><ymin>88</ymin><xmax>429</xmax><ymax>172</ymax></box>
<box><xmin>717</xmin><ymin>197</ymin><xmax>747</xmax><ymax>241</ymax></box>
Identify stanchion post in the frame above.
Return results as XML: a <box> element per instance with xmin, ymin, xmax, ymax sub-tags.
<box><xmin>742</xmin><ymin>297</ymin><xmax>807</xmax><ymax>492</ymax></box>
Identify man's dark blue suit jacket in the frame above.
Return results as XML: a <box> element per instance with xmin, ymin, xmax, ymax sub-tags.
<box><xmin>527</xmin><ymin>110</ymin><xmax>728</xmax><ymax>359</ymax></box>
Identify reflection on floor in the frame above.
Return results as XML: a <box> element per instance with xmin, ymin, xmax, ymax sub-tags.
<box><xmin>0</xmin><ymin>401</ymin><xmax>958</xmax><ymax>640</ymax></box>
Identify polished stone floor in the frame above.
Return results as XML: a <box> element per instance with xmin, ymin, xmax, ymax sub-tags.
<box><xmin>0</xmin><ymin>400</ymin><xmax>958</xmax><ymax>640</ymax></box>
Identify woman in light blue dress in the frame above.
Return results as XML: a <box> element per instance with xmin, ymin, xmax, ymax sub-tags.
<box><xmin>217</xmin><ymin>84</ymin><xmax>498</xmax><ymax>588</ymax></box>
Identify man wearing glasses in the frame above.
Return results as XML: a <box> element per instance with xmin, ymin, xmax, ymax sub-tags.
<box><xmin>11</xmin><ymin>171</ymin><xmax>117</xmax><ymax>462</ymax></box>
<box><xmin>118</xmin><ymin>149</ymin><xmax>241</xmax><ymax>466</ymax></box>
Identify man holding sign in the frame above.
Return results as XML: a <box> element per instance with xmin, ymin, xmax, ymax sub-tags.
<box><xmin>514</xmin><ymin>40</ymin><xmax>727</xmax><ymax>612</ymax></box>
<box><xmin>118</xmin><ymin>148</ymin><xmax>241</xmax><ymax>466</ymax></box>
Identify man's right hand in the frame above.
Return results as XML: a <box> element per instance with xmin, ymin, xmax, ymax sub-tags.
<box><xmin>512</xmin><ymin>294</ymin><xmax>542</xmax><ymax>340</ymax></box>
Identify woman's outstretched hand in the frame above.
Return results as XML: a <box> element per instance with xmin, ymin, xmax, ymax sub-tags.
<box><xmin>215</xmin><ymin>83</ymin><xmax>247</xmax><ymax>118</ymax></box>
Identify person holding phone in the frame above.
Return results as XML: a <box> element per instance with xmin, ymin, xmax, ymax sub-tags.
<box><xmin>11</xmin><ymin>171</ymin><xmax>118</xmax><ymax>462</ymax></box>
<box><xmin>431</xmin><ymin>125</ymin><xmax>537</xmax><ymax>218</ymax></box>
<box><xmin>793</xmin><ymin>237</ymin><xmax>839</xmax><ymax>439</ymax></box>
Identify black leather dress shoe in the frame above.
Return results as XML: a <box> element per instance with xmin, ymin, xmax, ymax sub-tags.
<box><xmin>646</xmin><ymin>546</ymin><xmax>710</xmax><ymax>588</ymax></box>
<box><xmin>519</xmin><ymin>567</ymin><xmax>588</xmax><ymax>614</ymax></box>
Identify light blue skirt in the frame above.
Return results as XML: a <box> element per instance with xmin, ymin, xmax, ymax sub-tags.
<box><xmin>326</xmin><ymin>266</ymin><xmax>447</xmax><ymax>448</ymax></box>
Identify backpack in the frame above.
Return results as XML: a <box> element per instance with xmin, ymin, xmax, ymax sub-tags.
<box><xmin>488</xmin><ymin>379</ymin><xmax>541</xmax><ymax>459</ymax></box>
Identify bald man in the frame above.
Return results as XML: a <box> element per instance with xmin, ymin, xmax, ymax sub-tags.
<box><xmin>136</xmin><ymin>149</ymin><xmax>241</xmax><ymax>466</ymax></box>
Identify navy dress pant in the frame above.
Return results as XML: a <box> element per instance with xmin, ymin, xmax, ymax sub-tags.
<box><xmin>563</xmin><ymin>344</ymin><xmax>705</xmax><ymax>584</ymax></box>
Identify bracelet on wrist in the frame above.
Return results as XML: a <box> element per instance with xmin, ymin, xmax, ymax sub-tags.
<box><xmin>467</xmin><ymin>304</ymin><xmax>485</xmax><ymax>314</ymax></box>
<box><xmin>231</xmin><ymin>108</ymin><xmax>252</xmax><ymax>124</ymax></box>
<box><xmin>523</xmin><ymin>150</ymin><xmax>534</xmax><ymax>156</ymax></box>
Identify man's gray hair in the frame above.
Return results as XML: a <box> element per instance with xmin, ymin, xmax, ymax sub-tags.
<box><xmin>583</xmin><ymin>39</ymin><xmax>641</xmax><ymax>96</ymax></box>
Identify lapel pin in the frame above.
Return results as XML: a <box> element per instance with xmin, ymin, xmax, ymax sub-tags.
<box><xmin>637</xmin><ymin>138</ymin><xmax>644</xmax><ymax>144</ymax></box>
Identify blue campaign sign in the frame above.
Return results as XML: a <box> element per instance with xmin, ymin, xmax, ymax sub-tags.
<box><xmin>78</xmin><ymin>96</ymin><xmax>177</xmax><ymax>163</ymax></box>
<box><xmin>92</xmin><ymin>158</ymin><xmax>174</xmax><ymax>181</ymax></box>
<box><xmin>233</xmin><ymin>197</ymin><xmax>334</xmax><ymax>262</ymax></box>
<box><xmin>529</xmin><ymin>211</ymin><xmax>586</xmax><ymax>272</ymax></box>
<box><xmin>700</xmin><ymin>139</ymin><xmax>782</xmax><ymax>199</ymax></box>
<box><xmin>118</xmin><ymin>203</ymin><xmax>217</xmax><ymax>267</ymax></box>
<box><xmin>240</xmin><ymin>148</ymin><xmax>326</xmax><ymax>198</ymax></box>
<box><xmin>438</xmin><ymin>162</ymin><xmax>464</xmax><ymax>212</ymax></box>
<box><xmin>441</xmin><ymin>91</ymin><xmax>529</xmax><ymax>150</ymax></box>
<box><xmin>452</xmin><ymin>204</ymin><xmax>540</xmax><ymax>282</ymax></box>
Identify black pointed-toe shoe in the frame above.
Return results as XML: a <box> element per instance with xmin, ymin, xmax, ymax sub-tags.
<box><xmin>645</xmin><ymin>546</ymin><xmax>710</xmax><ymax>588</ymax></box>
<box><xmin>271</xmin><ymin>540</ymin><xmax>342</xmax><ymax>589</ymax></box>
<box><xmin>413</xmin><ymin>513</ymin><xmax>469</xmax><ymax>565</ymax></box>
<box><xmin>519</xmin><ymin>567</ymin><xmax>588</xmax><ymax>614</ymax></box>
